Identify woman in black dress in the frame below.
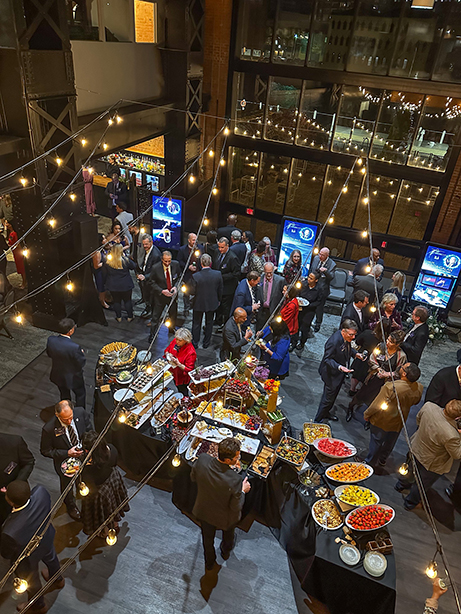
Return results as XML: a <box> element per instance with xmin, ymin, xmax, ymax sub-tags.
<box><xmin>80</xmin><ymin>431</ymin><xmax>130</xmax><ymax>538</ymax></box>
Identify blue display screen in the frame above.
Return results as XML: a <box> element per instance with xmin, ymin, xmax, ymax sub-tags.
<box><xmin>278</xmin><ymin>218</ymin><xmax>319</xmax><ymax>277</ymax></box>
<box><xmin>151</xmin><ymin>196</ymin><xmax>182</xmax><ymax>251</ymax></box>
<box><xmin>145</xmin><ymin>174</ymin><xmax>159</xmax><ymax>192</ymax></box>
<box><xmin>411</xmin><ymin>244</ymin><xmax>461</xmax><ymax>309</ymax></box>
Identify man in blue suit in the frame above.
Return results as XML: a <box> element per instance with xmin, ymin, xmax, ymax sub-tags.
<box><xmin>231</xmin><ymin>272</ymin><xmax>262</xmax><ymax>328</ymax></box>
<box><xmin>177</xmin><ymin>232</ymin><xmax>203</xmax><ymax>312</ymax></box>
<box><xmin>353</xmin><ymin>248</ymin><xmax>384</xmax><ymax>281</ymax></box>
<box><xmin>190</xmin><ymin>254</ymin><xmax>223</xmax><ymax>348</ymax></box>
<box><xmin>1</xmin><ymin>481</ymin><xmax>64</xmax><ymax>613</ymax></box>
<box><xmin>46</xmin><ymin>318</ymin><xmax>86</xmax><ymax>408</ymax></box>
<box><xmin>229</xmin><ymin>230</ymin><xmax>247</xmax><ymax>269</ymax></box>
<box><xmin>314</xmin><ymin>319</ymin><xmax>363</xmax><ymax>423</ymax></box>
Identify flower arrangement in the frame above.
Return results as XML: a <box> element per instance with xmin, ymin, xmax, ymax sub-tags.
<box><xmin>264</xmin><ymin>379</ymin><xmax>280</xmax><ymax>394</ymax></box>
<box><xmin>426</xmin><ymin>313</ymin><xmax>447</xmax><ymax>341</ymax></box>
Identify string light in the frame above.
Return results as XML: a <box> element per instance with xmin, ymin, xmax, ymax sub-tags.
<box><xmin>168</xmin><ymin>198</ymin><xmax>173</xmax><ymax>207</ymax></box>
<box><xmin>313</xmin><ymin>247</ymin><xmax>319</xmax><ymax>254</ymax></box>
<box><xmin>106</xmin><ymin>529</ymin><xmax>117</xmax><ymax>546</ymax></box>
<box><xmin>380</xmin><ymin>402</ymin><xmax>389</xmax><ymax>410</ymax></box>
<box><xmin>103</xmin><ymin>143</ymin><xmax>109</xmax><ymax>151</ymax></box>
<box><xmin>22</xmin><ymin>248</ymin><xmax>29</xmax><ymax>258</ymax></box>
<box><xmin>361</xmin><ymin>230</ymin><xmax>368</xmax><ymax>238</ymax></box>
<box><xmin>398</xmin><ymin>463</ymin><xmax>409</xmax><ymax>476</ymax></box>
<box><xmin>69</xmin><ymin>193</ymin><xmax>76</xmax><ymax>201</ymax></box>
<box><xmin>55</xmin><ymin>157</ymin><xmax>63</xmax><ymax>166</ymax></box>
<box><xmin>425</xmin><ymin>561</ymin><xmax>438</xmax><ymax>579</ymax></box>
<box><xmin>370</xmin><ymin>305</ymin><xmax>377</xmax><ymax>312</ymax></box>
<box><xmin>194</xmin><ymin>250</ymin><xmax>200</xmax><ymax>257</ymax></box>
<box><xmin>81</xmin><ymin>138</ymin><xmax>87</xmax><ymax>146</ymax></box>
<box><xmin>48</xmin><ymin>218</ymin><xmax>56</xmax><ymax>228</ymax></box>
<box><xmin>88</xmin><ymin>167</ymin><xmax>94</xmax><ymax>174</ymax></box>
<box><xmin>328</xmin><ymin>216</ymin><xmax>334</xmax><ymax>224</ymax></box>
<box><xmin>107</xmin><ymin>253</ymin><xmax>113</xmax><ymax>261</ymax></box>
<box><xmin>358</xmin><ymin>158</ymin><xmax>363</xmax><ymax>165</ymax></box>
<box><xmin>65</xmin><ymin>279</ymin><xmax>74</xmax><ymax>292</ymax></box>
<box><xmin>78</xmin><ymin>482</ymin><xmax>89</xmax><ymax>497</ymax></box>
<box><xmin>212</xmin><ymin>187</ymin><xmax>218</xmax><ymax>195</ymax></box>
<box><xmin>220</xmin><ymin>159</ymin><xmax>226</xmax><ymax>166</ymax></box>
<box><xmin>140</xmin><ymin>226</ymin><xmax>146</xmax><ymax>234</ymax></box>
<box><xmin>295</xmin><ymin>281</ymin><xmax>302</xmax><ymax>289</ymax></box>
<box><xmin>189</xmin><ymin>175</ymin><xmax>196</xmax><ymax>183</ymax></box>
<box><xmin>108</xmin><ymin>118</ymin><xmax>114</xmax><ymax>126</ymax></box>
<box><xmin>342</xmin><ymin>186</ymin><xmax>348</xmax><ymax>193</ymax></box>
<box><xmin>118</xmin><ymin>412</ymin><xmax>127</xmax><ymax>423</ymax></box>
<box><xmin>275</xmin><ymin>315</ymin><xmax>282</xmax><ymax>323</ymax></box>
<box><xmin>146</xmin><ymin>365</ymin><xmax>153</xmax><ymax>375</ymax></box>
<box><xmin>165</xmin><ymin>319</ymin><xmax>172</xmax><ymax>328</ymax></box>
<box><xmin>15</xmin><ymin>314</ymin><xmax>23</xmax><ymax>324</ymax></box>
<box><xmin>208</xmin><ymin>149</ymin><xmax>215</xmax><ymax>157</ymax></box>
<box><xmin>224</xmin><ymin>127</ymin><xmax>230</xmax><ymax>135</ymax></box>
<box><xmin>13</xmin><ymin>578</ymin><xmax>28</xmax><ymax>594</ymax></box>
<box><xmin>172</xmin><ymin>454</ymin><xmax>181</xmax><ymax>467</ymax></box>
<box><xmin>365</xmin><ymin>265</ymin><xmax>372</xmax><ymax>273</ymax></box>
<box><xmin>116</xmin><ymin>115</ymin><xmax>122</xmax><ymax>123</ymax></box>
<box><xmin>203</xmin><ymin>218</ymin><xmax>210</xmax><ymax>226</ymax></box>
<box><xmin>181</xmin><ymin>284</ymin><xmax>187</xmax><ymax>293</ymax></box>
<box><xmin>20</xmin><ymin>177</ymin><xmax>27</xmax><ymax>187</ymax></box>
<box><xmin>360</xmin><ymin>167</ymin><xmax>366</xmax><ymax>174</ymax></box>
<box><xmin>363</xmin><ymin>197</ymin><xmax>369</xmax><ymax>204</ymax></box>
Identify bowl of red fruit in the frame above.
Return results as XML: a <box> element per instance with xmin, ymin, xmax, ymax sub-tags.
<box><xmin>313</xmin><ymin>437</ymin><xmax>357</xmax><ymax>459</ymax></box>
<box><xmin>346</xmin><ymin>504</ymin><xmax>395</xmax><ymax>532</ymax></box>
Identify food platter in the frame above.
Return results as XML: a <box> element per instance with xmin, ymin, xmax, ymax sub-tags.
<box><xmin>311</xmin><ymin>499</ymin><xmax>343</xmax><ymax>530</ymax></box>
<box><xmin>61</xmin><ymin>457</ymin><xmax>81</xmax><ymax>477</ymax></box>
<box><xmin>363</xmin><ymin>551</ymin><xmax>388</xmax><ymax>577</ymax></box>
<box><xmin>313</xmin><ymin>438</ymin><xmax>357</xmax><ymax>459</ymax></box>
<box><xmin>114</xmin><ymin>388</ymin><xmax>134</xmax><ymax>402</ymax></box>
<box><xmin>276</xmin><ymin>436</ymin><xmax>309</xmax><ymax>468</ymax></box>
<box><xmin>334</xmin><ymin>484</ymin><xmax>380</xmax><ymax>510</ymax></box>
<box><xmin>116</xmin><ymin>370</ymin><xmax>134</xmax><ymax>385</ymax></box>
<box><xmin>151</xmin><ymin>393</ymin><xmax>182</xmax><ymax>427</ymax></box>
<box><xmin>249</xmin><ymin>446</ymin><xmax>277</xmax><ymax>478</ymax></box>
<box><xmin>196</xmin><ymin>401</ymin><xmax>261</xmax><ymax>435</ymax></box>
<box><xmin>189</xmin><ymin>361</ymin><xmax>234</xmax><ymax>384</ymax></box>
<box><xmin>303</xmin><ymin>422</ymin><xmax>331</xmax><ymax>445</ymax></box>
<box><xmin>345</xmin><ymin>504</ymin><xmax>395</xmax><ymax>532</ymax></box>
<box><xmin>100</xmin><ymin>342</ymin><xmax>137</xmax><ymax>373</ymax></box>
<box><xmin>298</xmin><ymin>468</ymin><xmax>321</xmax><ymax>488</ymax></box>
<box><xmin>325</xmin><ymin>462</ymin><xmax>374</xmax><ymax>484</ymax></box>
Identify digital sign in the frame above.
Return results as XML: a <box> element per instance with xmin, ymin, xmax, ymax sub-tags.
<box><xmin>145</xmin><ymin>174</ymin><xmax>159</xmax><ymax>192</ymax></box>
<box><xmin>278</xmin><ymin>218</ymin><xmax>320</xmax><ymax>277</ymax></box>
<box><xmin>411</xmin><ymin>244</ymin><xmax>461</xmax><ymax>309</ymax></box>
<box><xmin>151</xmin><ymin>195</ymin><xmax>183</xmax><ymax>251</ymax></box>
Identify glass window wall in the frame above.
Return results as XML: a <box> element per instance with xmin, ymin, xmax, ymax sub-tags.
<box><xmin>265</xmin><ymin>78</ymin><xmax>302</xmax><ymax>144</ymax></box>
<box><xmin>255</xmin><ymin>153</ymin><xmax>291</xmax><ymax>213</ymax></box>
<box><xmin>317</xmin><ymin>165</ymin><xmax>363</xmax><ymax>226</ymax></box>
<box><xmin>332</xmin><ymin>86</ymin><xmax>381</xmax><ymax>156</ymax></box>
<box><xmin>353</xmin><ymin>173</ymin><xmax>398</xmax><ymax>234</ymax></box>
<box><xmin>296</xmin><ymin>81</ymin><xmax>339</xmax><ymax>150</ymax></box>
<box><xmin>285</xmin><ymin>159</ymin><xmax>326</xmax><ymax>220</ymax></box>
<box><xmin>433</xmin><ymin>5</ymin><xmax>461</xmax><ymax>83</ymax></box>
<box><xmin>103</xmin><ymin>0</ymin><xmax>133</xmax><ymax>41</ymax></box>
<box><xmin>234</xmin><ymin>73</ymin><xmax>267</xmax><ymax>138</ymax></box>
<box><xmin>272</xmin><ymin>0</ymin><xmax>314</xmax><ymax>65</ymax></box>
<box><xmin>228</xmin><ymin>148</ymin><xmax>259</xmax><ymax>208</ymax></box>
<box><xmin>237</xmin><ymin>0</ymin><xmax>276</xmax><ymax>62</ymax></box>
<box><xmin>67</xmin><ymin>0</ymin><xmax>100</xmax><ymax>40</ymax></box>
<box><xmin>388</xmin><ymin>180</ymin><xmax>438</xmax><ymax>240</ymax></box>
<box><xmin>307</xmin><ymin>0</ymin><xmax>355</xmax><ymax>70</ymax></box>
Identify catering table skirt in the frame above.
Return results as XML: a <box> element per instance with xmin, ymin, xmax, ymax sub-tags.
<box><xmin>94</xmin><ymin>389</ymin><xmax>171</xmax><ymax>478</ymax></box>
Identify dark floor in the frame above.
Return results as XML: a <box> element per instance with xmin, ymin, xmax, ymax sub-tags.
<box><xmin>0</xmin><ymin>300</ymin><xmax>460</xmax><ymax>614</ymax></box>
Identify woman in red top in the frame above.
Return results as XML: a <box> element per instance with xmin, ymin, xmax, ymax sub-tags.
<box><xmin>280</xmin><ymin>286</ymin><xmax>300</xmax><ymax>352</ymax></box>
<box><xmin>5</xmin><ymin>220</ymin><xmax>26</xmax><ymax>288</ymax></box>
<box><xmin>164</xmin><ymin>327</ymin><xmax>197</xmax><ymax>395</ymax></box>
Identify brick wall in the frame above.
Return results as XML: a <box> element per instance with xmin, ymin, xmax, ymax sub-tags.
<box><xmin>431</xmin><ymin>151</ymin><xmax>461</xmax><ymax>245</ymax></box>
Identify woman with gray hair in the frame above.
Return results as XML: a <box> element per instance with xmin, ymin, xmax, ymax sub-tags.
<box><xmin>163</xmin><ymin>327</ymin><xmax>197</xmax><ymax>395</ymax></box>
<box><xmin>368</xmin><ymin>292</ymin><xmax>402</xmax><ymax>332</ymax></box>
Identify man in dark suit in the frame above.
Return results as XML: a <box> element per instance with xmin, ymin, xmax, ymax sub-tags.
<box><xmin>401</xmin><ymin>305</ymin><xmax>430</xmax><ymax>365</ymax></box>
<box><xmin>353</xmin><ymin>248</ymin><xmax>384</xmax><ymax>280</ymax></box>
<box><xmin>256</xmin><ymin>263</ymin><xmax>286</xmax><ymax>331</ymax></box>
<box><xmin>40</xmin><ymin>400</ymin><xmax>91</xmax><ymax>521</ymax></box>
<box><xmin>348</xmin><ymin>265</ymin><xmax>384</xmax><ymax>307</ymax></box>
<box><xmin>221</xmin><ymin>308</ymin><xmax>253</xmax><ymax>361</ymax></box>
<box><xmin>0</xmin><ymin>434</ymin><xmax>35</xmax><ymax>524</ymax></box>
<box><xmin>231</xmin><ymin>272</ymin><xmax>261</xmax><ymax>328</ymax></box>
<box><xmin>309</xmin><ymin>247</ymin><xmax>336</xmax><ymax>332</ymax></box>
<box><xmin>341</xmin><ymin>290</ymin><xmax>370</xmax><ymax>333</ymax></box>
<box><xmin>104</xmin><ymin>172</ymin><xmax>128</xmax><ymax>219</ymax></box>
<box><xmin>191</xmin><ymin>437</ymin><xmax>251</xmax><ymax>570</ymax></box>
<box><xmin>217</xmin><ymin>214</ymin><xmax>241</xmax><ymax>243</ymax></box>
<box><xmin>46</xmin><ymin>318</ymin><xmax>86</xmax><ymax>409</ymax></box>
<box><xmin>213</xmin><ymin>237</ymin><xmax>240</xmax><ymax>331</ymax></box>
<box><xmin>296</xmin><ymin>271</ymin><xmax>327</xmax><ymax>349</ymax></box>
<box><xmin>190</xmin><ymin>254</ymin><xmax>223</xmax><ymax>348</ymax></box>
<box><xmin>425</xmin><ymin>350</ymin><xmax>461</xmax><ymax>407</ymax></box>
<box><xmin>135</xmin><ymin>234</ymin><xmax>161</xmax><ymax>318</ymax></box>
<box><xmin>177</xmin><ymin>232</ymin><xmax>203</xmax><ymax>312</ymax></box>
<box><xmin>148</xmin><ymin>250</ymin><xmax>181</xmax><ymax>339</ymax></box>
<box><xmin>315</xmin><ymin>319</ymin><xmax>363</xmax><ymax>423</ymax></box>
<box><xmin>229</xmin><ymin>230</ymin><xmax>246</xmax><ymax>268</ymax></box>
<box><xmin>1</xmin><ymin>481</ymin><xmax>64</xmax><ymax>613</ymax></box>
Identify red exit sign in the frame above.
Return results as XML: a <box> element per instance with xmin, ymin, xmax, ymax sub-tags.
<box><xmin>246</xmin><ymin>208</ymin><xmax>254</xmax><ymax>215</ymax></box>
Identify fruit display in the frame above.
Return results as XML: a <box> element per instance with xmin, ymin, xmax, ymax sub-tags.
<box><xmin>61</xmin><ymin>458</ymin><xmax>81</xmax><ymax>477</ymax></box>
<box><xmin>255</xmin><ymin>394</ymin><xmax>268</xmax><ymax>409</ymax></box>
<box><xmin>190</xmin><ymin>362</ymin><xmax>233</xmax><ymax>383</ymax></box>
<box><xmin>224</xmin><ymin>378</ymin><xmax>251</xmax><ymax>398</ymax></box>
<box><xmin>346</xmin><ymin>505</ymin><xmax>395</xmax><ymax>531</ymax></box>
<box><xmin>312</xmin><ymin>499</ymin><xmax>343</xmax><ymax>530</ymax></box>
<box><xmin>325</xmin><ymin>462</ymin><xmax>374</xmax><ymax>483</ymax></box>
<box><xmin>250</xmin><ymin>446</ymin><xmax>277</xmax><ymax>478</ymax></box>
<box><xmin>315</xmin><ymin>438</ymin><xmax>357</xmax><ymax>459</ymax></box>
<box><xmin>198</xmin><ymin>402</ymin><xmax>260</xmax><ymax>434</ymax></box>
<box><xmin>276</xmin><ymin>436</ymin><xmax>309</xmax><ymax>467</ymax></box>
<box><xmin>264</xmin><ymin>379</ymin><xmax>280</xmax><ymax>394</ymax></box>
<box><xmin>244</xmin><ymin>416</ymin><xmax>262</xmax><ymax>431</ymax></box>
<box><xmin>267</xmin><ymin>409</ymin><xmax>284</xmax><ymax>422</ymax></box>
<box><xmin>336</xmin><ymin>485</ymin><xmax>379</xmax><ymax>508</ymax></box>
<box><xmin>196</xmin><ymin>440</ymin><xmax>219</xmax><ymax>459</ymax></box>
<box><xmin>254</xmin><ymin>366</ymin><xmax>270</xmax><ymax>381</ymax></box>
<box><xmin>303</xmin><ymin>422</ymin><xmax>331</xmax><ymax>445</ymax></box>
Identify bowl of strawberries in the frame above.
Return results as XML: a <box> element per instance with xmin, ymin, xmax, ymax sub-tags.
<box><xmin>346</xmin><ymin>504</ymin><xmax>395</xmax><ymax>532</ymax></box>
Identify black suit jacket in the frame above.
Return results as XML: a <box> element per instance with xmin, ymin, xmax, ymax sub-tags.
<box><xmin>148</xmin><ymin>260</ymin><xmax>181</xmax><ymax>296</ymax></box>
<box><xmin>230</xmin><ymin>242</ymin><xmax>247</xmax><ymax>267</ymax></box>
<box><xmin>104</xmin><ymin>180</ymin><xmax>128</xmax><ymax>207</ymax></box>
<box><xmin>191</xmin><ymin>268</ymin><xmax>223</xmax><ymax>312</ymax></box>
<box><xmin>222</xmin><ymin>316</ymin><xmax>249</xmax><ymax>360</ymax></box>
<box><xmin>401</xmin><ymin>323</ymin><xmax>429</xmax><ymax>365</ymax></box>
<box><xmin>191</xmin><ymin>453</ymin><xmax>243</xmax><ymax>530</ymax></box>
<box><xmin>348</xmin><ymin>274</ymin><xmax>383</xmax><ymax>306</ymax></box>
<box><xmin>136</xmin><ymin>245</ymin><xmax>162</xmax><ymax>276</ymax></box>
<box><xmin>213</xmin><ymin>249</ymin><xmax>240</xmax><ymax>296</ymax></box>
<box><xmin>217</xmin><ymin>225</ymin><xmax>241</xmax><ymax>243</ymax></box>
<box><xmin>425</xmin><ymin>366</ymin><xmax>461</xmax><ymax>408</ymax></box>
<box><xmin>1</xmin><ymin>485</ymin><xmax>56</xmax><ymax>567</ymax></box>
<box><xmin>46</xmin><ymin>335</ymin><xmax>86</xmax><ymax>389</ymax></box>
<box><xmin>177</xmin><ymin>244</ymin><xmax>203</xmax><ymax>282</ymax></box>
<box><xmin>40</xmin><ymin>407</ymin><xmax>91</xmax><ymax>471</ymax></box>
<box><xmin>0</xmin><ymin>434</ymin><xmax>34</xmax><ymax>489</ymax></box>
<box><xmin>318</xmin><ymin>329</ymin><xmax>356</xmax><ymax>389</ymax></box>
<box><xmin>341</xmin><ymin>302</ymin><xmax>369</xmax><ymax>333</ymax></box>
<box><xmin>353</xmin><ymin>256</ymin><xmax>385</xmax><ymax>280</ymax></box>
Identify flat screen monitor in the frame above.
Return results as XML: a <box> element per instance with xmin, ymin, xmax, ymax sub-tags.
<box><xmin>145</xmin><ymin>174</ymin><xmax>159</xmax><ymax>192</ymax></box>
<box><xmin>151</xmin><ymin>195</ymin><xmax>182</xmax><ymax>251</ymax></box>
<box><xmin>410</xmin><ymin>244</ymin><xmax>461</xmax><ymax>309</ymax></box>
<box><xmin>119</xmin><ymin>168</ymin><xmax>127</xmax><ymax>179</ymax></box>
<box><xmin>126</xmin><ymin>170</ymin><xmax>142</xmax><ymax>186</ymax></box>
<box><xmin>278</xmin><ymin>218</ymin><xmax>320</xmax><ymax>277</ymax></box>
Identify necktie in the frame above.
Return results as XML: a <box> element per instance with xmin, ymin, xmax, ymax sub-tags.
<box><xmin>219</xmin><ymin>253</ymin><xmax>225</xmax><ymax>266</ymax></box>
<box><xmin>142</xmin><ymin>252</ymin><xmax>147</xmax><ymax>271</ymax></box>
<box><xmin>165</xmin><ymin>267</ymin><xmax>172</xmax><ymax>290</ymax></box>
<box><xmin>237</xmin><ymin>323</ymin><xmax>242</xmax><ymax>338</ymax></box>
<box><xmin>250</xmin><ymin>285</ymin><xmax>256</xmax><ymax>303</ymax></box>
<box><xmin>68</xmin><ymin>423</ymin><xmax>79</xmax><ymax>448</ymax></box>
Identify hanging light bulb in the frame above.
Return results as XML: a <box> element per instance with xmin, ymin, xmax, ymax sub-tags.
<box><xmin>106</xmin><ymin>529</ymin><xmax>117</xmax><ymax>546</ymax></box>
<box><xmin>168</xmin><ymin>198</ymin><xmax>173</xmax><ymax>207</ymax></box>
<box><xmin>208</xmin><ymin>149</ymin><xmax>215</xmax><ymax>157</ymax></box>
<box><xmin>14</xmin><ymin>578</ymin><xmax>28</xmax><ymax>594</ymax></box>
<box><xmin>22</xmin><ymin>248</ymin><xmax>29</xmax><ymax>258</ymax></box>
<box><xmin>380</xmin><ymin>402</ymin><xmax>389</xmax><ymax>410</ymax></box>
<box><xmin>216</xmin><ymin>400</ymin><xmax>223</xmax><ymax>409</ymax></box>
<box><xmin>48</xmin><ymin>218</ymin><xmax>56</xmax><ymax>228</ymax></box>
<box><xmin>212</xmin><ymin>187</ymin><xmax>218</xmax><ymax>195</ymax></box>
<box><xmin>118</xmin><ymin>412</ymin><xmax>127</xmax><ymax>423</ymax></box>
<box><xmin>103</xmin><ymin>143</ymin><xmax>109</xmax><ymax>150</ymax></box>
<box><xmin>313</xmin><ymin>247</ymin><xmax>319</xmax><ymax>254</ymax></box>
<box><xmin>108</xmin><ymin>118</ymin><xmax>114</xmax><ymax>126</ymax></box>
<box><xmin>337</xmin><ymin>166</ymin><xmax>342</xmax><ymax>170</ymax></box>
<box><xmin>361</xmin><ymin>167</ymin><xmax>366</xmax><ymax>174</ymax></box>
<box><xmin>66</xmin><ymin>280</ymin><xmax>74</xmax><ymax>292</ymax></box>
<box><xmin>69</xmin><ymin>193</ymin><xmax>76</xmax><ymax>201</ymax></box>
<box><xmin>56</xmin><ymin>157</ymin><xmax>63</xmax><ymax>166</ymax></box>
<box><xmin>370</xmin><ymin>305</ymin><xmax>377</xmax><ymax>312</ymax></box>
<box><xmin>107</xmin><ymin>253</ymin><xmax>113</xmax><ymax>261</ymax></box>
<box><xmin>181</xmin><ymin>284</ymin><xmax>187</xmax><ymax>293</ymax></box>
<box><xmin>342</xmin><ymin>186</ymin><xmax>348</xmax><ymax>193</ymax></box>
<box><xmin>15</xmin><ymin>314</ymin><xmax>23</xmax><ymax>324</ymax></box>
<box><xmin>295</xmin><ymin>281</ymin><xmax>302</xmax><ymax>289</ymax></box>
<box><xmin>361</xmin><ymin>230</ymin><xmax>368</xmax><ymax>238</ymax></box>
<box><xmin>189</xmin><ymin>174</ymin><xmax>196</xmax><ymax>183</ymax></box>
<box><xmin>224</xmin><ymin>127</ymin><xmax>230</xmax><ymax>135</ymax></box>
<box><xmin>20</xmin><ymin>177</ymin><xmax>28</xmax><ymax>187</ymax></box>
<box><xmin>146</xmin><ymin>365</ymin><xmax>153</xmax><ymax>375</ymax></box>
<box><xmin>398</xmin><ymin>462</ymin><xmax>409</xmax><ymax>476</ymax></box>
<box><xmin>81</xmin><ymin>138</ymin><xmax>87</xmax><ymax>146</ymax></box>
<box><xmin>116</xmin><ymin>115</ymin><xmax>122</xmax><ymax>123</ymax></box>
<box><xmin>165</xmin><ymin>319</ymin><xmax>172</xmax><ymax>328</ymax></box>
<box><xmin>220</xmin><ymin>159</ymin><xmax>226</xmax><ymax>166</ymax></box>
<box><xmin>203</xmin><ymin>218</ymin><xmax>210</xmax><ymax>226</ymax></box>
<box><xmin>140</xmin><ymin>226</ymin><xmax>146</xmax><ymax>234</ymax></box>
<box><xmin>172</xmin><ymin>453</ymin><xmax>181</xmax><ymax>467</ymax></box>
<box><xmin>425</xmin><ymin>561</ymin><xmax>438</xmax><ymax>579</ymax></box>
<box><xmin>363</xmin><ymin>197</ymin><xmax>369</xmax><ymax>204</ymax></box>
<box><xmin>88</xmin><ymin>167</ymin><xmax>94</xmax><ymax>175</ymax></box>
<box><xmin>275</xmin><ymin>315</ymin><xmax>282</xmax><ymax>323</ymax></box>
<box><xmin>365</xmin><ymin>265</ymin><xmax>372</xmax><ymax>273</ymax></box>
<box><xmin>328</xmin><ymin>216</ymin><xmax>334</xmax><ymax>224</ymax></box>
<box><xmin>358</xmin><ymin>158</ymin><xmax>363</xmax><ymax>165</ymax></box>
<box><xmin>194</xmin><ymin>250</ymin><xmax>200</xmax><ymax>257</ymax></box>
<box><xmin>78</xmin><ymin>482</ymin><xmax>89</xmax><ymax>497</ymax></box>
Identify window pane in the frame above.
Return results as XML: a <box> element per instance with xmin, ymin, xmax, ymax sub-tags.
<box><xmin>228</xmin><ymin>147</ymin><xmax>259</xmax><ymax>207</ymax></box>
<box><xmin>255</xmin><ymin>153</ymin><xmax>291</xmax><ymax>213</ymax></box>
<box><xmin>347</xmin><ymin>0</ymin><xmax>401</xmax><ymax>75</ymax></box>
<box><xmin>353</xmin><ymin>173</ymin><xmax>398</xmax><ymax>234</ymax></box>
<box><xmin>104</xmin><ymin>0</ymin><xmax>133</xmax><ymax>41</ymax></box>
<box><xmin>296</xmin><ymin>81</ymin><xmax>339</xmax><ymax>150</ymax></box>
<box><xmin>135</xmin><ymin>0</ymin><xmax>157</xmax><ymax>43</ymax></box>
<box><xmin>389</xmin><ymin>1</ymin><xmax>442</xmax><ymax>79</ymax></box>
<box><xmin>332</xmin><ymin>86</ymin><xmax>381</xmax><ymax>156</ymax></box>
<box><xmin>285</xmin><ymin>159</ymin><xmax>326</xmax><ymax>220</ymax></box>
<box><xmin>307</xmin><ymin>0</ymin><xmax>355</xmax><ymax>70</ymax></box>
<box><xmin>408</xmin><ymin>95</ymin><xmax>460</xmax><ymax>172</ymax></box>
<box><xmin>237</xmin><ymin>0</ymin><xmax>276</xmax><ymax>62</ymax></box>
<box><xmin>234</xmin><ymin>73</ymin><xmax>267</xmax><ymax>138</ymax></box>
<box><xmin>317</xmin><ymin>165</ymin><xmax>363</xmax><ymax>226</ymax></box>
<box><xmin>370</xmin><ymin>91</ymin><xmax>423</xmax><ymax>165</ymax></box>
<box><xmin>383</xmin><ymin>252</ymin><xmax>414</xmax><ymax>272</ymax></box>
<box><xmin>273</xmin><ymin>0</ymin><xmax>314</xmax><ymax>65</ymax></box>
<box><xmin>255</xmin><ymin>219</ymin><xmax>279</xmax><ymax>246</ymax></box>
<box><xmin>388</xmin><ymin>181</ymin><xmax>438</xmax><ymax>240</ymax></box>
<box><xmin>265</xmin><ymin>78</ymin><xmax>302</xmax><ymax>144</ymax></box>
<box><xmin>433</xmin><ymin>5</ymin><xmax>461</xmax><ymax>83</ymax></box>
<box><xmin>324</xmin><ymin>237</ymin><xmax>347</xmax><ymax>259</ymax></box>
<box><xmin>67</xmin><ymin>0</ymin><xmax>100</xmax><ymax>40</ymax></box>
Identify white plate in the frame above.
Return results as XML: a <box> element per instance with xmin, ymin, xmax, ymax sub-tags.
<box><xmin>334</xmin><ymin>485</ymin><xmax>380</xmax><ymax>509</ymax></box>
<box><xmin>364</xmin><ymin>551</ymin><xmax>387</xmax><ymax>577</ymax></box>
<box><xmin>178</xmin><ymin>433</ymin><xmax>191</xmax><ymax>455</ymax></box>
<box><xmin>114</xmin><ymin>388</ymin><xmax>134</xmax><ymax>402</ymax></box>
<box><xmin>218</xmin><ymin>427</ymin><xmax>232</xmax><ymax>437</ymax></box>
<box><xmin>116</xmin><ymin>371</ymin><xmax>134</xmax><ymax>385</ymax></box>
<box><xmin>137</xmin><ymin>350</ymin><xmax>152</xmax><ymax>363</ymax></box>
<box><xmin>313</xmin><ymin>438</ymin><xmax>357</xmax><ymax>460</ymax></box>
<box><xmin>339</xmin><ymin>544</ymin><xmax>361</xmax><ymax>566</ymax></box>
<box><xmin>345</xmin><ymin>504</ymin><xmax>395</xmax><ymax>532</ymax></box>
<box><xmin>298</xmin><ymin>298</ymin><xmax>309</xmax><ymax>307</ymax></box>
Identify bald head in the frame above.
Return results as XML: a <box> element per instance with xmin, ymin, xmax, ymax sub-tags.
<box><xmin>319</xmin><ymin>247</ymin><xmax>330</xmax><ymax>262</ymax></box>
<box><xmin>227</xmin><ymin>214</ymin><xmax>237</xmax><ymax>226</ymax></box>
<box><xmin>372</xmin><ymin>248</ymin><xmax>381</xmax><ymax>262</ymax></box>
<box><xmin>233</xmin><ymin>307</ymin><xmax>247</xmax><ymax>324</ymax></box>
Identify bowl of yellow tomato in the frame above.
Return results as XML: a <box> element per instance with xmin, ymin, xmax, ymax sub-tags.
<box><xmin>334</xmin><ymin>484</ymin><xmax>380</xmax><ymax>511</ymax></box>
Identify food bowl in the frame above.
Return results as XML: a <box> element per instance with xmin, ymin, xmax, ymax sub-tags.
<box><xmin>346</xmin><ymin>504</ymin><xmax>395</xmax><ymax>532</ymax></box>
<box><xmin>311</xmin><ymin>499</ymin><xmax>343</xmax><ymax>530</ymax></box>
<box><xmin>325</xmin><ymin>462</ymin><xmax>374</xmax><ymax>483</ymax></box>
<box><xmin>313</xmin><ymin>437</ymin><xmax>357</xmax><ymax>459</ymax></box>
<box><xmin>177</xmin><ymin>410</ymin><xmax>193</xmax><ymax>425</ymax></box>
<box><xmin>137</xmin><ymin>350</ymin><xmax>152</xmax><ymax>364</ymax></box>
<box><xmin>334</xmin><ymin>484</ymin><xmax>380</xmax><ymax>511</ymax></box>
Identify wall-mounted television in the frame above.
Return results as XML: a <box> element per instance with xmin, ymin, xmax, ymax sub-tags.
<box><xmin>151</xmin><ymin>195</ymin><xmax>183</xmax><ymax>251</ymax></box>
<box><xmin>410</xmin><ymin>243</ymin><xmax>461</xmax><ymax>309</ymax></box>
<box><xmin>278</xmin><ymin>217</ymin><xmax>320</xmax><ymax>277</ymax></box>
<box><xmin>145</xmin><ymin>174</ymin><xmax>159</xmax><ymax>192</ymax></box>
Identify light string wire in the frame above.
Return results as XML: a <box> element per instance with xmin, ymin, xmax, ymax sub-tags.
<box><xmin>0</xmin><ymin>124</ymin><xmax>226</xmax><ymax>319</ymax></box>
<box><xmin>1</xmin><ymin>150</ymin><xmax>361</xmax><ymax>607</ymax></box>
<box><xmin>364</xmin><ymin>157</ymin><xmax>461</xmax><ymax>613</ymax></box>
<box><xmin>0</xmin><ymin>123</ymin><xmax>228</xmax><ymax>593</ymax></box>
